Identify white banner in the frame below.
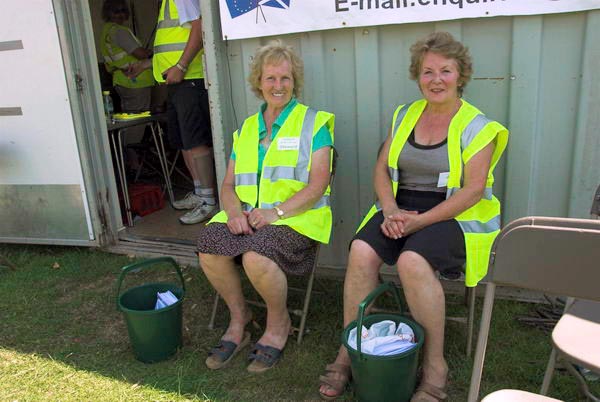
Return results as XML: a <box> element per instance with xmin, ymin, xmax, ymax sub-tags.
<box><xmin>219</xmin><ymin>0</ymin><xmax>600</xmax><ymax>40</ymax></box>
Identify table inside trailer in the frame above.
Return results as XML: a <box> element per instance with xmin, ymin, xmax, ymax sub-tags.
<box><xmin>107</xmin><ymin>114</ymin><xmax>174</xmax><ymax>227</ymax></box>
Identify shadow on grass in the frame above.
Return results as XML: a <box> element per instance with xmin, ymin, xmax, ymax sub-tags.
<box><xmin>0</xmin><ymin>244</ymin><xmax>597</xmax><ymax>401</ymax></box>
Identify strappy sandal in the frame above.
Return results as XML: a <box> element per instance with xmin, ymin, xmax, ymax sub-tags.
<box><xmin>205</xmin><ymin>331</ymin><xmax>251</xmax><ymax>370</ymax></box>
<box><xmin>318</xmin><ymin>363</ymin><xmax>352</xmax><ymax>401</ymax></box>
<box><xmin>247</xmin><ymin>343</ymin><xmax>284</xmax><ymax>373</ymax></box>
<box><xmin>410</xmin><ymin>382</ymin><xmax>448</xmax><ymax>402</ymax></box>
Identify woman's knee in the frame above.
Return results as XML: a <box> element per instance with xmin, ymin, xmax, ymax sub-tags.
<box><xmin>396</xmin><ymin>251</ymin><xmax>433</xmax><ymax>280</ymax></box>
<box><xmin>198</xmin><ymin>253</ymin><xmax>230</xmax><ymax>272</ymax></box>
<box><xmin>242</xmin><ymin>251</ymin><xmax>279</xmax><ymax>276</ymax></box>
<box><xmin>348</xmin><ymin>240</ymin><xmax>382</xmax><ymax>271</ymax></box>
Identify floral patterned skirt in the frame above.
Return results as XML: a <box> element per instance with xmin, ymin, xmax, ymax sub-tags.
<box><xmin>197</xmin><ymin>223</ymin><xmax>319</xmax><ymax>276</ymax></box>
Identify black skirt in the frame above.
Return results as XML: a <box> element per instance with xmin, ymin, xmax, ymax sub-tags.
<box><xmin>352</xmin><ymin>189</ymin><xmax>466</xmax><ymax>273</ymax></box>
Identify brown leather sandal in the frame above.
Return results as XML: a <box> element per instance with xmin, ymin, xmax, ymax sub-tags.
<box><xmin>318</xmin><ymin>363</ymin><xmax>351</xmax><ymax>400</ymax></box>
<box><xmin>411</xmin><ymin>382</ymin><xmax>448</xmax><ymax>402</ymax></box>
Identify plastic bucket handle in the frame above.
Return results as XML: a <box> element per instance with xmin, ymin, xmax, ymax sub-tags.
<box><xmin>116</xmin><ymin>256</ymin><xmax>186</xmax><ymax>311</ymax></box>
<box><xmin>356</xmin><ymin>281</ymin><xmax>404</xmax><ymax>361</ymax></box>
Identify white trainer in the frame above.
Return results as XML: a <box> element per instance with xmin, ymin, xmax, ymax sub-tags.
<box><xmin>179</xmin><ymin>202</ymin><xmax>218</xmax><ymax>225</ymax></box>
<box><xmin>172</xmin><ymin>192</ymin><xmax>204</xmax><ymax>210</ymax></box>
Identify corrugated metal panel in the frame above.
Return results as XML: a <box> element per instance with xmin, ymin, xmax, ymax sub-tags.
<box><xmin>202</xmin><ymin>4</ymin><xmax>600</xmax><ymax>269</ymax></box>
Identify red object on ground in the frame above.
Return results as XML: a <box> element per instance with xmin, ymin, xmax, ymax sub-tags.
<box><xmin>128</xmin><ymin>184</ymin><xmax>165</xmax><ymax>216</ymax></box>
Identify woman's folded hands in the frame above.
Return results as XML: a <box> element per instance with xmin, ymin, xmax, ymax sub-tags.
<box><xmin>381</xmin><ymin>207</ymin><xmax>420</xmax><ymax>239</ymax></box>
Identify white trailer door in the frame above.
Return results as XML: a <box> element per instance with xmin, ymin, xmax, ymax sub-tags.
<box><xmin>0</xmin><ymin>0</ymin><xmax>95</xmax><ymax>244</ymax></box>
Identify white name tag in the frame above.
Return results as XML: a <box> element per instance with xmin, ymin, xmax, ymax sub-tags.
<box><xmin>437</xmin><ymin>172</ymin><xmax>450</xmax><ymax>187</ymax></box>
<box><xmin>277</xmin><ymin>137</ymin><xmax>300</xmax><ymax>151</ymax></box>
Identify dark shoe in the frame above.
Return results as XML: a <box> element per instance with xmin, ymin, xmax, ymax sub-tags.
<box><xmin>246</xmin><ymin>343</ymin><xmax>284</xmax><ymax>373</ymax></box>
<box><xmin>205</xmin><ymin>332</ymin><xmax>250</xmax><ymax>370</ymax></box>
<box><xmin>318</xmin><ymin>363</ymin><xmax>351</xmax><ymax>400</ymax></box>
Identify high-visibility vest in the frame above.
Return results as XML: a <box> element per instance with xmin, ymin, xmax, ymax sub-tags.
<box><xmin>209</xmin><ymin>103</ymin><xmax>335</xmax><ymax>244</ymax></box>
<box><xmin>100</xmin><ymin>23</ymin><xmax>154</xmax><ymax>89</ymax></box>
<box><xmin>357</xmin><ymin>99</ymin><xmax>509</xmax><ymax>286</ymax></box>
<box><xmin>153</xmin><ymin>0</ymin><xmax>204</xmax><ymax>83</ymax></box>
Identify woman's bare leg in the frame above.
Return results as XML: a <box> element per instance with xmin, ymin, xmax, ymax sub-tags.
<box><xmin>397</xmin><ymin>250</ymin><xmax>448</xmax><ymax>394</ymax></box>
<box><xmin>319</xmin><ymin>240</ymin><xmax>382</xmax><ymax>397</ymax></box>
<box><xmin>242</xmin><ymin>251</ymin><xmax>290</xmax><ymax>350</ymax></box>
<box><xmin>199</xmin><ymin>253</ymin><xmax>251</xmax><ymax>344</ymax></box>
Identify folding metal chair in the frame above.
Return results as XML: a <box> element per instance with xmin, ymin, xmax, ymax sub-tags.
<box><xmin>538</xmin><ymin>185</ymin><xmax>600</xmax><ymax>401</ymax></box>
<box><xmin>207</xmin><ymin>149</ymin><xmax>338</xmax><ymax>344</ymax></box>
<box><xmin>467</xmin><ymin>216</ymin><xmax>600</xmax><ymax>402</ymax></box>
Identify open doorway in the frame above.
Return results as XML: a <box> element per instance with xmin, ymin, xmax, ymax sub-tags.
<box><xmin>88</xmin><ymin>0</ymin><xmax>209</xmax><ymax>246</ymax></box>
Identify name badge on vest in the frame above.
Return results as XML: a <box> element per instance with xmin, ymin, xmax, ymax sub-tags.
<box><xmin>437</xmin><ymin>172</ymin><xmax>450</xmax><ymax>187</ymax></box>
<box><xmin>277</xmin><ymin>137</ymin><xmax>300</xmax><ymax>151</ymax></box>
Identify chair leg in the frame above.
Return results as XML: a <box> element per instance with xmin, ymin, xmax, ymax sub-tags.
<box><xmin>540</xmin><ymin>347</ymin><xmax>557</xmax><ymax>395</ymax></box>
<box><xmin>467</xmin><ymin>282</ymin><xmax>497</xmax><ymax>402</ymax></box>
<box><xmin>208</xmin><ymin>292</ymin><xmax>220</xmax><ymax>330</ymax></box>
<box><xmin>541</xmin><ymin>297</ymin><xmax>575</xmax><ymax>394</ymax></box>
<box><xmin>466</xmin><ymin>285</ymin><xmax>476</xmax><ymax>358</ymax></box>
<box><xmin>562</xmin><ymin>359</ymin><xmax>600</xmax><ymax>402</ymax></box>
<box><xmin>297</xmin><ymin>266</ymin><xmax>316</xmax><ymax>345</ymax></box>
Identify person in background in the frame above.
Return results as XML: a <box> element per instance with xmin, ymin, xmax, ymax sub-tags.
<box><xmin>129</xmin><ymin>0</ymin><xmax>216</xmax><ymax>224</ymax></box>
<box><xmin>197</xmin><ymin>40</ymin><xmax>335</xmax><ymax>373</ymax></box>
<box><xmin>153</xmin><ymin>0</ymin><xmax>217</xmax><ymax>224</ymax></box>
<box><xmin>318</xmin><ymin>32</ymin><xmax>508</xmax><ymax>401</ymax></box>
<box><xmin>101</xmin><ymin>0</ymin><xmax>155</xmax><ymax>169</ymax></box>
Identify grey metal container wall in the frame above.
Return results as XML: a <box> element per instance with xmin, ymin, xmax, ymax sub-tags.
<box><xmin>201</xmin><ymin>3</ymin><xmax>600</xmax><ymax>270</ymax></box>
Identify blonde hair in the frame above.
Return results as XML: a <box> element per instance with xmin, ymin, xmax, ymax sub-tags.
<box><xmin>409</xmin><ymin>32</ymin><xmax>473</xmax><ymax>96</ymax></box>
<box><xmin>247</xmin><ymin>40</ymin><xmax>304</xmax><ymax>100</ymax></box>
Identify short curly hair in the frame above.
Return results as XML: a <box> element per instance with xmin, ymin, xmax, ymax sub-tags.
<box><xmin>409</xmin><ymin>32</ymin><xmax>473</xmax><ymax>97</ymax></box>
<box><xmin>247</xmin><ymin>40</ymin><xmax>304</xmax><ymax>100</ymax></box>
<box><xmin>102</xmin><ymin>0</ymin><xmax>129</xmax><ymax>22</ymax></box>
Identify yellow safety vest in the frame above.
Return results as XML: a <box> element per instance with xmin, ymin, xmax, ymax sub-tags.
<box><xmin>153</xmin><ymin>0</ymin><xmax>204</xmax><ymax>83</ymax></box>
<box><xmin>357</xmin><ymin>99</ymin><xmax>509</xmax><ymax>286</ymax></box>
<box><xmin>209</xmin><ymin>103</ymin><xmax>335</xmax><ymax>244</ymax></box>
<box><xmin>100</xmin><ymin>23</ymin><xmax>154</xmax><ymax>89</ymax></box>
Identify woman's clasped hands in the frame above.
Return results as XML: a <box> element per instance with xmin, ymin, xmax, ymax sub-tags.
<box><xmin>226</xmin><ymin>208</ymin><xmax>279</xmax><ymax>235</ymax></box>
<box><xmin>380</xmin><ymin>207</ymin><xmax>421</xmax><ymax>239</ymax></box>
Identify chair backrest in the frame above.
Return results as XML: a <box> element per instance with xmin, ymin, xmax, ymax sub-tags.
<box><xmin>488</xmin><ymin>216</ymin><xmax>600</xmax><ymax>302</ymax></box>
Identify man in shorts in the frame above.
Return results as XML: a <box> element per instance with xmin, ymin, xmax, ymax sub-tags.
<box><xmin>152</xmin><ymin>0</ymin><xmax>217</xmax><ymax>224</ymax></box>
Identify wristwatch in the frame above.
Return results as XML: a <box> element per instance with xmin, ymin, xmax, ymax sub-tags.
<box><xmin>274</xmin><ymin>206</ymin><xmax>285</xmax><ymax>219</ymax></box>
<box><xmin>175</xmin><ymin>62</ymin><xmax>188</xmax><ymax>73</ymax></box>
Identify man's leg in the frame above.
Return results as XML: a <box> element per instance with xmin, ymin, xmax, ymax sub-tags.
<box><xmin>169</xmin><ymin>80</ymin><xmax>218</xmax><ymax>222</ymax></box>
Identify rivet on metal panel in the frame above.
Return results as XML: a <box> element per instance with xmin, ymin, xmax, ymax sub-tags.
<box><xmin>363</xmin><ymin>29</ymin><xmax>369</xmax><ymax>35</ymax></box>
<box><xmin>510</xmin><ymin>75</ymin><xmax>516</xmax><ymax>80</ymax></box>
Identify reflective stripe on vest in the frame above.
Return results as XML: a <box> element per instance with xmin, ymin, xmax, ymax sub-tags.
<box><xmin>153</xmin><ymin>0</ymin><xmax>203</xmax><ymax>82</ymax></box>
<box><xmin>357</xmin><ymin>99</ymin><xmax>508</xmax><ymax>286</ymax></box>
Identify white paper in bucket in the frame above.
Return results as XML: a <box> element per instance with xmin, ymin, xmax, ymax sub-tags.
<box><xmin>347</xmin><ymin>320</ymin><xmax>417</xmax><ymax>356</ymax></box>
<box><xmin>155</xmin><ymin>290</ymin><xmax>178</xmax><ymax>310</ymax></box>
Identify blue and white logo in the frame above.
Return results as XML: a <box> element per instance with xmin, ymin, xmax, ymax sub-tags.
<box><xmin>225</xmin><ymin>0</ymin><xmax>291</xmax><ymax>19</ymax></box>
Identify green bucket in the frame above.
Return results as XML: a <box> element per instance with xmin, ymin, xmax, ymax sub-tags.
<box><xmin>116</xmin><ymin>257</ymin><xmax>185</xmax><ymax>363</ymax></box>
<box><xmin>342</xmin><ymin>282</ymin><xmax>424</xmax><ymax>402</ymax></box>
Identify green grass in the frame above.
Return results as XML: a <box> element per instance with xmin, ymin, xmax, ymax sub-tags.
<box><xmin>0</xmin><ymin>244</ymin><xmax>597</xmax><ymax>401</ymax></box>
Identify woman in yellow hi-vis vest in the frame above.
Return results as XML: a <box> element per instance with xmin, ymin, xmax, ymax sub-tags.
<box><xmin>100</xmin><ymin>0</ymin><xmax>154</xmax><ymax>114</ymax></box>
<box><xmin>197</xmin><ymin>41</ymin><xmax>335</xmax><ymax>373</ymax></box>
<box><xmin>319</xmin><ymin>32</ymin><xmax>508</xmax><ymax>401</ymax></box>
